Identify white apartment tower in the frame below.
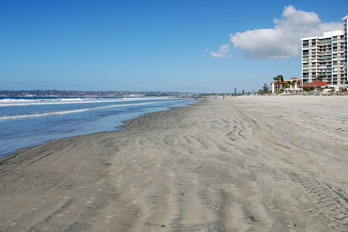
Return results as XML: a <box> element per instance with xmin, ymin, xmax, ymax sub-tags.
<box><xmin>344</xmin><ymin>15</ymin><xmax>348</xmax><ymax>81</ymax></box>
<box><xmin>301</xmin><ymin>16</ymin><xmax>348</xmax><ymax>85</ymax></box>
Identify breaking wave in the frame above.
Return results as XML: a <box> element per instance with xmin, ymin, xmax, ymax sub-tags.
<box><xmin>0</xmin><ymin>100</ymin><xmax>180</xmax><ymax>121</ymax></box>
<box><xmin>0</xmin><ymin>97</ymin><xmax>170</xmax><ymax>107</ymax></box>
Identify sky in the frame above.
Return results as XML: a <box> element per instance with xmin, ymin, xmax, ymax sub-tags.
<box><xmin>0</xmin><ymin>0</ymin><xmax>347</xmax><ymax>93</ymax></box>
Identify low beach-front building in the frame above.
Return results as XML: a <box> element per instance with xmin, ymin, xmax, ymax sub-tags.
<box><xmin>271</xmin><ymin>77</ymin><xmax>302</xmax><ymax>94</ymax></box>
<box><xmin>302</xmin><ymin>80</ymin><xmax>330</xmax><ymax>92</ymax></box>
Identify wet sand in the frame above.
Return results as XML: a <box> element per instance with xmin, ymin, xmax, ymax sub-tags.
<box><xmin>1</xmin><ymin>96</ymin><xmax>348</xmax><ymax>232</ymax></box>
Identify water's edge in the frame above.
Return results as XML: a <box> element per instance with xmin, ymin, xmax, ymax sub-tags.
<box><xmin>0</xmin><ymin>100</ymin><xmax>200</xmax><ymax>160</ymax></box>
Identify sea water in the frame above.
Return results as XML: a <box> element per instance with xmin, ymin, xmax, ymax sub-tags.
<box><xmin>0</xmin><ymin>97</ymin><xmax>196</xmax><ymax>157</ymax></box>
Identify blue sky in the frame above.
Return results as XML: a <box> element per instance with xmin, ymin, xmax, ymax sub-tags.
<box><xmin>0</xmin><ymin>0</ymin><xmax>347</xmax><ymax>93</ymax></box>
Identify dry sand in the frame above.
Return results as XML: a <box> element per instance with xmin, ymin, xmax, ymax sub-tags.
<box><xmin>1</xmin><ymin>96</ymin><xmax>348</xmax><ymax>232</ymax></box>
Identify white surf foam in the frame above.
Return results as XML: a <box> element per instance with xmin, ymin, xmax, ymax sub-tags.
<box><xmin>0</xmin><ymin>100</ymin><xmax>182</xmax><ymax>121</ymax></box>
<box><xmin>0</xmin><ymin>97</ymin><xmax>171</xmax><ymax>107</ymax></box>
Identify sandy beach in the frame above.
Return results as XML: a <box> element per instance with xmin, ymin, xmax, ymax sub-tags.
<box><xmin>1</xmin><ymin>96</ymin><xmax>348</xmax><ymax>232</ymax></box>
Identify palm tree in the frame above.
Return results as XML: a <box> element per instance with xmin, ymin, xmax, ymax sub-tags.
<box><xmin>273</xmin><ymin>75</ymin><xmax>284</xmax><ymax>94</ymax></box>
<box><xmin>273</xmin><ymin>77</ymin><xmax>279</xmax><ymax>93</ymax></box>
<box><xmin>291</xmin><ymin>80</ymin><xmax>296</xmax><ymax>89</ymax></box>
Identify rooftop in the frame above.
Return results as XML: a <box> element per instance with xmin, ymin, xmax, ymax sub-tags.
<box><xmin>323</xmin><ymin>30</ymin><xmax>344</xmax><ymax>37</ymax></box>
<box><xmin>302</xmin><ymin>30</ymin><xmax>344</xmax><ymax>41</ymax></box>
<box><xmin>303</xmin><ymin>80</ymin><xmax>330</xmax><ymax>88</ymax></box>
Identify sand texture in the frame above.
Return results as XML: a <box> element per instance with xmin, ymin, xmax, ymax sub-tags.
<box><xmin>1</xmin><ymin>96</ymin><xmax>348</xmax><ymax>232</ymax></box>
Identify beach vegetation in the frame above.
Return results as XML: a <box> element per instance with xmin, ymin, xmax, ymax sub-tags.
<box><xmin>273</xmin><ymin>74</ymin><xmax>284</xmax><ymax>94</ymax></box>
<box><xmin>258</xmin><ymin>83</ymin><xmax>270</xmax><ymax>95</ymax></box>
<box><xmin>282</xmin><ymin>82</ymin><xmax>290</xmax><ymax>89</ymax></box>
<box><xmin>262</xmin><ymin>83</ymin><xmax>269</xmax><ymax>93</ymax></box>
<box><xmin>303</xmin><ymin>86</ymin><xmax>315</xmax><ymax>92</ymax></box>
<box><xmin>291</xmin><ymin>80</ymin><xmax>296</xmax><ymax>88</ymax></box>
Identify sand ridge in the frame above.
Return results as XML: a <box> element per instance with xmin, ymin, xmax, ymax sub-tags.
<box><xmin>1</xmin><ymin>96</ymin><xmax>348</xmax><ymax>231</ymax></box>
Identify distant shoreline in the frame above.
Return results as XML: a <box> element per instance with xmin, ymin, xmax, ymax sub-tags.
<box><xmin>0</xmin><ymin>90</ymin><xmax>198</xmax><ymax>98</ymax></box>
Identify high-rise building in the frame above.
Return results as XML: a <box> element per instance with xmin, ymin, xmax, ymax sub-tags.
<box><xmin>301</xmin><ymin>16</ymin><xmax>348</xmax><ymax>85</ymax></box>
<box><xmin>344</xmin><ymin>16</ymin><xmax>348</xmax><ymax>82</ymax></box>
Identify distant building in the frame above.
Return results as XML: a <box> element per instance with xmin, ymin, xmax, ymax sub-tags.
<box><xmin>270</xmin><ymin>77</ymin><xmax>302</xmax><ymax>94</ymax></box>
<box><xmin>301</xmin><ymin>16</ymin><xmax>348</xmax><ymax>85</ymax></box>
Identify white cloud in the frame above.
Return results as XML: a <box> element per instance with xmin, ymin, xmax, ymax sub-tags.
<box><xmin>229</xmin><ymin>5</ymin><xmax>343</xmax><ymax>59</ymax></box>
<box><xmin>210</xmin><ymin>44</ymin><xmax>231</xmax><ymax>58</ymax></box>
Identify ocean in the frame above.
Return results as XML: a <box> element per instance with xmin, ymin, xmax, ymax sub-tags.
<box><xmin>0</xmin><ymin>96</ymin><xmax>196</xmax><ymax>157</ymax></box>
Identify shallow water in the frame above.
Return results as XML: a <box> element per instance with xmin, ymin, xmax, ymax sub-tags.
<box><xmin>0</xmin><ymin>96</ymin><xmax>195</xmax><ymax>157</ymax></box>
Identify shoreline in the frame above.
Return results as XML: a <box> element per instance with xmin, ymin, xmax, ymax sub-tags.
<box><xmin>1</xmin><ymin>96</ymin><xmax>348</xmax><ymax>231</ymax></box>
<box><xmin>0</xmin><ymin>101</ymin><xmax>201</xmax><ymax>176</ymax></box>
<box><xmin>0</xmin><ymin>98</ymin><xmax>198</xmax><ymax>159</ymax></box>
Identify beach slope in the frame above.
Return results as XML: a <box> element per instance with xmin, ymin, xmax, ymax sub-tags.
<box><xmin>1</xmin><ymin>96</ymin><xmax>348</xmax><ymax>231</ymax></box>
